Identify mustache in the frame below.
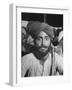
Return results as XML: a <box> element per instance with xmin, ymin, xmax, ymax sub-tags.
<box><xmin>38</xmin><ymin>45</ymin><xmax>48</xmax><ymax>49</ymax></box>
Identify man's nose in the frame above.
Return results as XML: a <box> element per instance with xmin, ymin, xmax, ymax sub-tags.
<box><xmin>42</xmin><ymin>38</ymin><xmax>45</xmax><ymax>46</ymax></box>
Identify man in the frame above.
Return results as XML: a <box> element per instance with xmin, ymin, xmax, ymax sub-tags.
<box><xmin>21</xmin><ymin>21</ymin><xmax>63</xmax><ymax>77</ymax></box>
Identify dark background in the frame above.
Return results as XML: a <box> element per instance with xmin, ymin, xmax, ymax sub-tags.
<box><xmin>21</xmin><ymin>12</ymin><xmax>63</xmax><ymax>27</ymax></box>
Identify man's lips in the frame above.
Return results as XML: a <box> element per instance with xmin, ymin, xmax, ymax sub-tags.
<box><xmin>39</xmin><ymin>47</ymin><xmax>48</xmax><ymax>51</ymax></box>
<box><xmin>39</xmin><ymin>46</ymin><xmax>48</xmax><ymax>49</ymax></box>
<box><xmin>36</xmin><ymin>46</ymin><xmax>48</xmax><ymax>50</ymax></box>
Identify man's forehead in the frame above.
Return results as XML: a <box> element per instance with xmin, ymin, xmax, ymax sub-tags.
<box><xmin>38</xmin><ymin>31</ymin><xmax>49</xmax><ymax>37</ymax></box>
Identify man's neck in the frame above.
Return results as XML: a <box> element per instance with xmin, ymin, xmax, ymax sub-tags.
<box><xmin>42</xmin><ymin>53</ymin><xmax>49</xmax><ymax>61</ymax></box>
<box><xmin>39</xmin><ymin>53</ymin><xmax>49</xmax><ymax>65</ymax></box>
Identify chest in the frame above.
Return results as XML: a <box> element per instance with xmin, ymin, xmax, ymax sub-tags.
<box><xmin>31</xmin><ymin>56</ymin><xmax>52</xmax><ymax>76</ymax></box>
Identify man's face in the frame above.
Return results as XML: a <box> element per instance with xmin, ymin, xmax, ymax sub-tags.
<box><xmin>35</xmin><ymin>31</ymin><xmax>51</xmax><ymax>53</ymax></box>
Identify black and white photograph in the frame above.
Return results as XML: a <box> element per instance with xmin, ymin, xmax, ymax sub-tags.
<box><xmin>21</xmin><ymin>12</ymin><xmax>63</xmax><ymax>77</ymax></box>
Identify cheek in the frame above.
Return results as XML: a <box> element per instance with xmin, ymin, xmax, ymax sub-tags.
<box><xmin>45</xmin><ymin>40</ymin><xmax>51</xmax><ymax>46</ymax></box>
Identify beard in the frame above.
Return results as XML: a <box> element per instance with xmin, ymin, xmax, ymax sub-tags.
<box><xmin>32</xmin><ymin>45</ymin><xmax>51</xmax><ymax>60</ymax></box>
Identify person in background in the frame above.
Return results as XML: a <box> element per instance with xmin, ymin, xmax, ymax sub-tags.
<box><xmin>22</xmin><ymin>26</ymin><xmax>35</xmax><ymax>57</ymax></box>
<box><xmin>53</xmin><ymin>30</ymin><xmax>63</xmax><ymax>56</ymax></box>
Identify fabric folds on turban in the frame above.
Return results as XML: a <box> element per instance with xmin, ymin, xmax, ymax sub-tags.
<box><xmin>26</xmin><ymin>21</ymin><xmax>54</xmax><ymax>40</ymax></box>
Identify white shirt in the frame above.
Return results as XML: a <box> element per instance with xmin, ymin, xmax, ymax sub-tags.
<box><xmin>21</xmin><ymin>52</ymin><xmax>63</xmax><ymax>77</ymax></box>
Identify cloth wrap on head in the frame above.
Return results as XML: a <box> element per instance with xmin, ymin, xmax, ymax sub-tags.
<box><xmin>26</xmin><ymin>21</ymin><xmax>54</xmax><ymax>40</ymax></box>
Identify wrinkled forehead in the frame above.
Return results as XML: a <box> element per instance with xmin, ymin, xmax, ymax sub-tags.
<box><xmin>37</xmin><ymin>31</ymin><xmax>50</xmax><ymax>38</ymax></box>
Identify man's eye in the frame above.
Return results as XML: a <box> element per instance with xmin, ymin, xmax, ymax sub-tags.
<box><xmin>45</xmin><ymin>36</ymin><xmax>49</xmax><ymax>40</ymax></box>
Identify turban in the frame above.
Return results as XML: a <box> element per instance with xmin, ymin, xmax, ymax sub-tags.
<box><xmin>26</xmin><ymin>21</ymin><xmax>54</xmax><ymax>40</ymax></box>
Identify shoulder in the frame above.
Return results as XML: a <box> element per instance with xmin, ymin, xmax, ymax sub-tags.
<box><xmin>22</xmin><ymin>53</ymin><xmax>34</xmax><ymax>60</ymax></box>
<box><xmin>22</xmin><ymin>53</ymin><xmax>37</xmax><ymax>65</ymax></box>
<box><xmin>22</xmin><ymin>53</ymin><xmax>34</xmax><ymax>62</ymax></box>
